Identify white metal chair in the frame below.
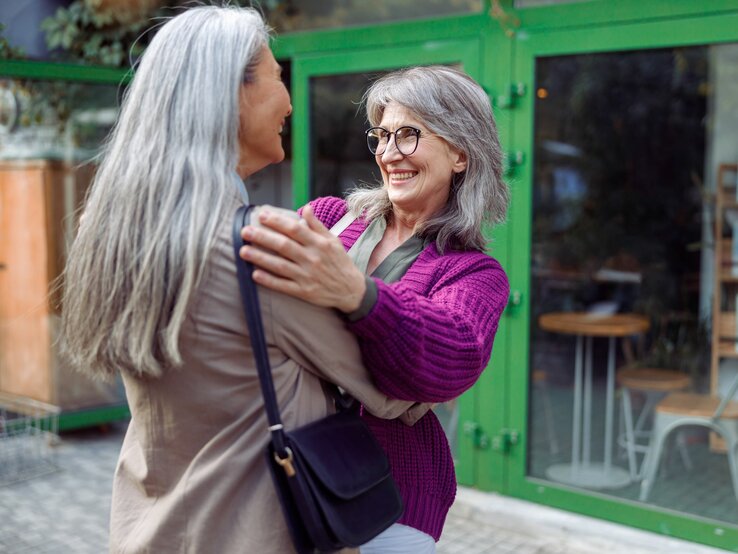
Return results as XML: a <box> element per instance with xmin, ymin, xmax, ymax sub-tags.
<box><xmin>639</xmin><ymin>371</ymin><xmax>738</xmax><ymax>503</ymax></box>
<box><xmin>617</xmin><ymin>367</ymin><xmax>691</xmax><ymax>480</ymax></box>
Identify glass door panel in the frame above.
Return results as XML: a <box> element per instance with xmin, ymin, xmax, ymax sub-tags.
<box><xmin>292</xmin><ymin>39</ymin><xmax>483</xmax><ymax>476</ymax></box>
<box><xmin>526</xmin><ymin>43</ymin><xmax>738</xmax><ymax>525</ymax></box>
<box><xmin>0</xmin><ymin>77</ymin><xmax>125</xmax><ymax>410</ymax></box>
<box><xmin>308</xmin><ymin>65</ymin><xmax>464</xmax><ymax>456</ymax></box>
<box><xmin>309</xmin><ymin>72</ymin><xmax>386</xmax><ymax>200</ymax></box>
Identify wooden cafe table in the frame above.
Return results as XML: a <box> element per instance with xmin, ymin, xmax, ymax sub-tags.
<box><xmin>539</xmin><ymin>312</ymin><xmax>650</xmax><ymax>489</ymax></box>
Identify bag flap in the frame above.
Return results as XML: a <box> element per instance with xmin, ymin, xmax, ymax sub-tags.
<box><xmin>287</xmin><ymin>410</ymin><xmax>391</xmax><ymax>500</ymax></box>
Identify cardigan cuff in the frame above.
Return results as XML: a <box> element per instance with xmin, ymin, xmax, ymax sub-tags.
<box><xmin>344</xmin><ymin>275</ymin><xmax>377</xmax><ymax>322</ymax></box>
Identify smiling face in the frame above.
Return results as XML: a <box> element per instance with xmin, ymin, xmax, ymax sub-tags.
<box><xmin>375</xmin><ymin>102</ymin><xmax>467</xmax><ymax>226</ymax></box>
<box><xmin>237</xmin><ymin>46</ymin><xmax>292</xmax><ymax>178</ymax></box>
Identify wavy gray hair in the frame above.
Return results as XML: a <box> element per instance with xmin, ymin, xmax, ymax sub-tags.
<box><xmin>60</xmin><ymin>5</ymin><xmax>269</xmax><ymax>378</ymax></box>
<box><xmin>347</xmin><ymin>66</ymin><xmax>508</xmax><ymax>253</ymax></box>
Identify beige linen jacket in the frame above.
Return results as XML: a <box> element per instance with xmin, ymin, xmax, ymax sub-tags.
<box><xmin>110</xmin><ymin>200</ymin><xmax>426</xmax><ymax>553</ymax></box>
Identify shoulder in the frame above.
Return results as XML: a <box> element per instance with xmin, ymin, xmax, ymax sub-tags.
<box><xmin>301</xmin><ymin>197</ymin><xmax>348</xmax><ymax>228</ymax></box>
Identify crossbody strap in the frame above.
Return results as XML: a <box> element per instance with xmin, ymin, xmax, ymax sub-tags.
<box><xmin>232</xmin><ymin>205</ymin><xmax>289</xmax><ymax>459</ymax></box>
<box><xmin>329</xmin><ymin>210</ymin><xmax>356</xmax><ymax>237</ymax></box>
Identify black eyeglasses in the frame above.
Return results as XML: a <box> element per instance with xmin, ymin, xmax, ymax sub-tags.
<box><xmin>365</xmin><ymin>126</ymin><xmax>422</xmax><ymax>156</ymax></box>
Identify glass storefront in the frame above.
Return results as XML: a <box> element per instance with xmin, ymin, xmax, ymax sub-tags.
<box><xmin>263</xmin><ymin>0</ymin><xmax>480</xmax><ymax>33</ymax></box>
<box><xmin>0</xmin><ymin>78</ymin><xmax>124</xmax><ymax>409</ymax></box>
<box><xmin>528</xmin><ymin>43</ymin><xmax>738</xmax><ymax>524</ymax></box>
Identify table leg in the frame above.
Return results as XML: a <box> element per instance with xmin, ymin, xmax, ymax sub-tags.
<box><xmin>571</xmin><ymin>334</ymin><xmax>584</xmax><ymax>476</ymax></box>
<box><xmin>583</xmin><ymin>336</ymin><xmax>593</xmax><ymax>467</ymax></box>
<box><xmin>604</xmin><ymin>336</ymin><xmax>616</xmax><ymax>473</ymax></box>
<box><xmin>546</xmin><ymin>333</ymin><xmax>631</xmax><ymax>490</ymax></box>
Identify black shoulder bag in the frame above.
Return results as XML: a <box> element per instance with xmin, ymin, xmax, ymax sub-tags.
<box><xmin>232</xmin><ymin>205</ymin><xmax>403</xmax><ymax>553</ymax></box>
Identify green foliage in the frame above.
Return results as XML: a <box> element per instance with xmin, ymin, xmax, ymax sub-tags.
<box><xmin>0</xmin><ymin>23</ymin><xmax>25</xmax><ymax>60</ymax></box>
<box><xmin>41</xmin><ymin>0</ymin><xmax>150</xmax><ymax>66</ymax></box>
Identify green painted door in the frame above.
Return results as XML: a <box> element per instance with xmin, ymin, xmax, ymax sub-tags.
<box><xmin>507</xmin><ymin>7</ymin><xmax>738</xmax><ymax>550</ymax></box>
<box><xmin>276</xmin><ymin>29</ymin><xmax>515</xmax><ymax>489</ymax></box>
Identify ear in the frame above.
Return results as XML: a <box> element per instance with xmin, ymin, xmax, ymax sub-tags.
<box><xmin>451</xmin><ymin>149</ymin><xmax>467</xmax><ymax>174</ymax></box>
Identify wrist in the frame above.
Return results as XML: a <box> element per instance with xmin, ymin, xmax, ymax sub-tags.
<box><xmin>338</xmin><ymin>269</ymin><xmax>368</xmax><ymax>313</ymax></box>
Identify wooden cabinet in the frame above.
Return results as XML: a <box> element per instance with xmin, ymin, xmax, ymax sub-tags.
<box><xmin>710</xmin><ymin>163</ymin><xmax>738</xmax><ymax>450</ymax></box>
<box><xmin>0</xmin><ymin>159</ymin><xmax>119</xmax><ymax>408</ymax></box>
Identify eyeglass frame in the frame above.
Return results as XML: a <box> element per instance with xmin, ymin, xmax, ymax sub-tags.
<box><xmin>365</xmin><ymin>125</ymin><xmax>423</xmax><ymax>156</ymax></box>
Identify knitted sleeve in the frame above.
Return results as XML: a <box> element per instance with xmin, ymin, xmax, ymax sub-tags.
<box><xmin>300</xmin><ymin>196</ymin><xmax>365</xmax><ymax>250</ymax></box>
<box><xmin>347</xmin><ymin>251</ymin><xmax>509</xmax><ymax>403</ymax></box>
<box><xmin>298</xmin><ymin>196</ymin><xmax>347</xmax><ymax>228</ymax></box>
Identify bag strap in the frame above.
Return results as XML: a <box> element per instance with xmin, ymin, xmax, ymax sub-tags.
<box><xmin>329</xmin><ymin>210</ymin><xmax>356</xmax><ymax>237</ymax></box>
<box><xmin>232</xmin><ymin>206</ymin><xmax>291</xmax><ymax>463</ymax></box>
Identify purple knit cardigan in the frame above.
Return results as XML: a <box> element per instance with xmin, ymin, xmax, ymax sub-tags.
<box><xmin>307</xmin><ymin>197</ymin><xmax>510</xmax><ymax>541</ymax></box>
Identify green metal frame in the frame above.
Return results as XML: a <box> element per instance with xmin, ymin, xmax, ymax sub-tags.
<box><xmin>0</xmin><ymin>59</ymin><xmax>130</xmax><ymax>83</ymax></box>
<box><xmin>0</xmin><ymin>59</ymin><xmax>131</xmax><ymax>431</ymax></box>
<box><xmin>511</xmin><ymin>0</ymin><xmax>738</xmax><ymax>31</ymax></box>
<box><xmin>506</xmin><ymin>7</ymin><xmax>738</xmax><ymax>551</ymax></box>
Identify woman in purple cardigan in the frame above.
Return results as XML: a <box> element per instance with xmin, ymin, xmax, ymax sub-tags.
<box><xmin>241</xmin><ymin>66</ymin><xmax>510</xmax><ymax>552</ymax></box>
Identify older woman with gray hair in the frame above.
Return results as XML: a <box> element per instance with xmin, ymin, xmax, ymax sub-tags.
<box><xmin>240</xmin><ymin>66</ymin><xmax>511</xmax><ymax>551</ymax></box>
<box><xmin>61</xmin><ymin>6</ymin><xmax>429</xmax><ymax>553</ymax></box>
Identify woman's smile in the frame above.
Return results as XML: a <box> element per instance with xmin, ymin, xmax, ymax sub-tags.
<box><xmin>388</xmin><ymin>170</ymin><xmax>419</xmax><ymax>185</ymax></box>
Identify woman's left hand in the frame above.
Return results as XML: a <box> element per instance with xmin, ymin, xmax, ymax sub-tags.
<box><xmin>240</xmin><ymin>205</ymin><xmax>367</xmax><ymax>313</ymax></box>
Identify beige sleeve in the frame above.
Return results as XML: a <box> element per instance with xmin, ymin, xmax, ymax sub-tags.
<box><xmin>258</xmin><ymin>284</ymin><xmax>429</xmax><ymax>425</ymax></box>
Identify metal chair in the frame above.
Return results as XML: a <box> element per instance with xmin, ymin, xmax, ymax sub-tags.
<box><xmin>617</xmin><ymin>367</ymin><xmax>691</xmax><ymax>480</ymax></box>
<box><xmin>639</xmin><ymin>371</ymin><xmax>738</xmax><ymax>503</ymax></box>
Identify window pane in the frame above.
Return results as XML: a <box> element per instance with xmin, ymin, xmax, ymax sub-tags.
<box><xmin>0</xmin><ymin>78</ymin><xmax>124</xmax><ymax>410</ymax></box>
<box><xmin>262</xmin><ymin>0</ymin><xmax>481</xmax><ymax>33</ymax></box>
<box><xmin>528</xmin><ymin>44</ymin><xmax>738</xmax><ymax>525</ymax></box>
<box><xmin>309</xmin><ymin>72</ymin><xmax>384</xmax><ymax>200</ymax></box>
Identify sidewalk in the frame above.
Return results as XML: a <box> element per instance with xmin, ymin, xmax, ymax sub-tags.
<box><xmin>0</xmin><ymin>422</ymin><xmax>729</xmax><ymax>553</ymax></box>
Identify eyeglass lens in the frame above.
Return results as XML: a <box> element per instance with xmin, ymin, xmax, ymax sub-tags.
<box><xmin>366</xmin><ymin>126</ymin><xmax>420</xmax><ymax>156</ymax></box>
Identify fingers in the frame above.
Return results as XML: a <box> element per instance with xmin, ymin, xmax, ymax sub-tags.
<box><xmin>239</xmin><ymin>243</ymin><xmax>301</xmax><ymax>280</ymax></box>
<box><xmin>301</xmin><ymin>205</ymin><xmax>331</xmax><ymax>236</ymax></box>
<box><xmin>250</xmin><ymin>268</ymin><xmax>307</xmax><ymax>299</ymax></box>
<box><xmin>241</xmin><ymin>222</ymin><xmax>304</xmax><ymax>263</ymax></box>
<box><xmin>254</xmin><ymin>208</ymin><xmax>316</xmax><ymax>245</ymax></box>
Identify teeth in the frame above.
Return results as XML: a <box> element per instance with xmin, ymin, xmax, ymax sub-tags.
<box><xmin>392</xmin><ymin>172</ymin><xmax>416</xmax><ymax>180</ymax></box>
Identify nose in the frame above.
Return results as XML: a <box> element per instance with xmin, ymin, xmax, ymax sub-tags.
<box><xmin>286</xmin><ymin>103</ymin><xmax>293</xmax><ymax>117</ymax></box>
<box><xmin>380</xmin><ymin>134</ymin><xmax>403</xmax><ymax>163</ymax></box>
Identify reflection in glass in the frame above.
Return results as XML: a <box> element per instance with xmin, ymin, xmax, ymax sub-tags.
<box><xmin>528</xmin><ymin>44</ymin><xmax>738</xmax><ymax>525</ymax></box>
<box><xmin>0</xmin><ymin>78</ymin><xmax>124</xmax><ymax>411</ymax></box>
<box><xmin>262</xmin><ymin>0</ymin><xmax>480</xmax><ymax>33</ymax></box>
<box><xmin>0</xmin><ymin>78</ymin><xmax>119</xmax><ymax>161</ymax></box>
<box><xmin>310</xmin><ymin>72</ymin><xmax>385</xmax><ymax>200</ymax></box>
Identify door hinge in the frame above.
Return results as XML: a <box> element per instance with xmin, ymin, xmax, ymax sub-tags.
<box><xmin>506</xmin><ymin>290</ymin><xmax>523</xmax><ymax>314</ymax></box>
<box><xmin>491</xmin><ymin>429</ymin><xmax>520</xmax><ymax>454</ymax></box>
<box><xmin>494</xmin><ymin>83</ymin><xmax>527</xmax><ymax>109</ymax></box>
<box><xmin>463</xmin><ymin>421</ymin><xmax>490</xmax><ymax>450</ymax></box>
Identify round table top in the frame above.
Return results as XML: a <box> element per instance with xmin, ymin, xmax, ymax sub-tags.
<box><xmin>539</xmin><ymin>312</ymin><xmax>650</xmax><ymax>337</ymax></box>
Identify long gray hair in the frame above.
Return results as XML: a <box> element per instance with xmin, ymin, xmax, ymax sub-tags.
<box><xmin>60</xmin><ymin>6</ymin><xmax>269</xmax><ymax>378</ymax></box>
<box><xmin>347</xmin><ymin>66</ymin><xmax>508</xmax><ymax>253</ymax></box>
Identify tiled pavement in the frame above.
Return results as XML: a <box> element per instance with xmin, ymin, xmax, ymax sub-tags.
<box><xmin>0</xmin><ymin>422</ymin><xmax>730</xmax><ymax>553</ymax></box>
